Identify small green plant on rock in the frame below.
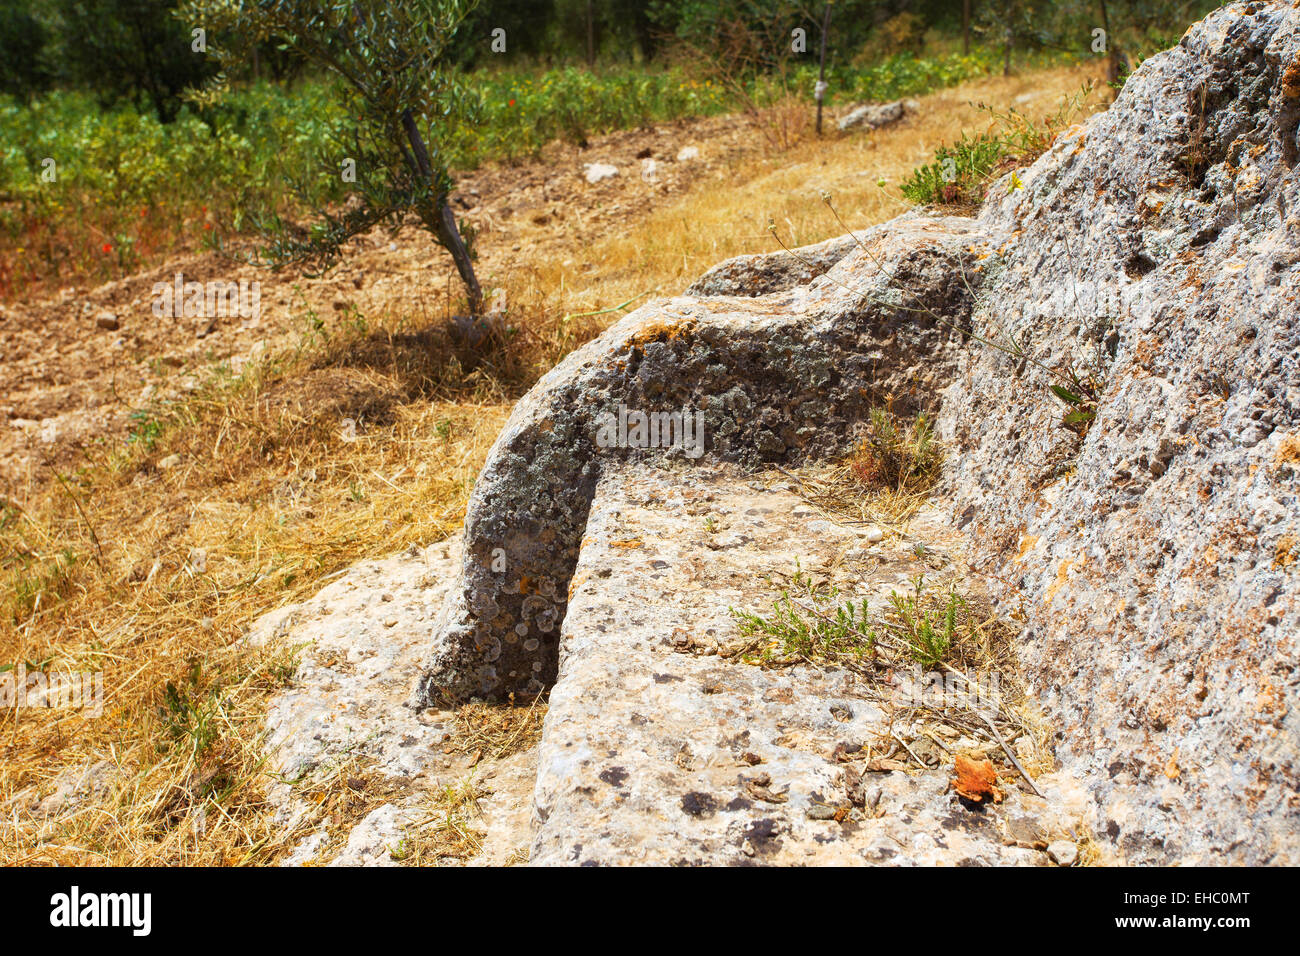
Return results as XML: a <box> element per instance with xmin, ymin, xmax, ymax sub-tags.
<box><xmin>1049</xmin><ymin>378</ymin><xmax>1099</xmax><ymax>436</ymax></box>
<box><xmin>732</xmin><ymin>567</ymin><xmax>977</xmax><ymax>671</ymax></box>
<box><xmin>901</xmin><ymin>133</ymin><xmax>1009</xmax><ymax>206</ymax></box>
<box><xmin>849</xmin><ymin>407</ymin><xmax>943</xmax><ymax>493</ymax></box>
<box><xmin>888</xmin><ymin>575</ymin><xmax>965</xmax><ymax>668</ymax></box>
<box><xmin>732</xmin><ymin>580</ymin><xmax>877</xmax><ymax>666</ymax></box>
<box><xmin>730</xmin><ymin>566</ymin><xmax>1049</xmax><ymax>786</ymax></box>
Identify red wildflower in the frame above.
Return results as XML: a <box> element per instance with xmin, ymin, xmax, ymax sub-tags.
<box><xmin>102</xmin><ymin>243</ymin><xmax>112</xmax><ymax>253</ymax></box>
<box><xmin>508</xmin><ymin>98</ymin><xmax>515</xmax><ymax>107</ymax></box>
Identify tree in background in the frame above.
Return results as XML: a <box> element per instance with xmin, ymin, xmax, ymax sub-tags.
<box><xmin>0</xmin><ymin>2</ymin><xmax>54</xmax><ymax>100</ymax></box>
<box><xmin>968</xmin><ymin>0</ymin><xmax>1222</xmax><ymax>78</ymax></box>
<box><xmin>57</xmin><ymin>0</ymin><xmax>217</xmax><ymax>121</ymax></box>
<box><xmin>183</xmin><ymin>0</ymin><xmax>485</xmax><ymax>314</ymax></box>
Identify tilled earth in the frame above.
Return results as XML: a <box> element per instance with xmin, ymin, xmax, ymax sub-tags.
<box><xmin>0</xmin><ymin>109</ymin><xmax>778</xmax><ymax>488</ymax></box>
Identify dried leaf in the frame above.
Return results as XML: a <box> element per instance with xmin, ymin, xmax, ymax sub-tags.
<box><xmin>953</xmin><ymin>754</ymin><xmax>1003</xmax><ymax>803</ymax></box>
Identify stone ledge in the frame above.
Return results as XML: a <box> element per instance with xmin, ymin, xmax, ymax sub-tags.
<box><xmin>415</xmin><ymin>216</ymin><xmax>982</xmax><ymax>702</ymax></box>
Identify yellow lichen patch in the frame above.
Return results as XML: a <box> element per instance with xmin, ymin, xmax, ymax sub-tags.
<box><xmin>1281</xmin><ymin>54</ymin><xmax>1300</xmax><ymax>102</ymax></box>
<box><xmin>627</xmin><ymin>317</ymin><xmax>697</xmax><ymax>350</ymax></box>
<box><xmin>1016</xmin><ymin>534</ymin><xmax>1040</xmax><ymax>561</ymax></box>
<box><xmin>1272</xmin><ymin>534</ymin><xmax>1297</xmax><ymax>570</ymax></box>
<box><xmin>1164</xmin><ymin>749</ymin><xmax>1181</xmax><ymax>780</ymax></box>
<box><xmin>1131</xmin><ymin>336</ymin><xmax>1162</xmax><ymax>369</ymax></box>
<box><xmin>1275</xmin><ymin>432</ymin><xmax>1300</xmax><ymax>467</ymax></box>
<box><xmin>1045</xmin><ymin>559</ymin><xmax>1075</xmax><ymax>601</ymax></box>
<box><xmin>567</xmin><ymin>570</ymin><xmax>591</xmax><ymax>600</ymax></box>
<box><xmin>610</xmin><ymin>538</ymin><xmax>644</xmax><ymax>549</ymax></box>
<box><xmin>1199</xmin><ymin>544</ymin><xmax>1219</xmax><ymax>573</ymax></box>
<box><xmin>1256</xmin><ymin>680</ymin><xmax>1280</xmax><ymax>715</ymax></box>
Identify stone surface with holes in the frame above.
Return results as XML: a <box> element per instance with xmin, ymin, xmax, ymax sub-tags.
<box><xmin>416</xmin><ymin>3</ymin><xmax>1300</xmax><ymax>864</ymax></box>
<box><xmin>253</xmin><ymin>539</ymin><xmax>536</xmax><ymax>866</ymax></box>
<box><xmin>936</xmin><ymin>1</ymin><xmax>1300</xmax><ymax>863</ymax></box>
<box><xmin>414</xmin><ymin>213</ymin><xmax>981</xmax><ymax>704</ymax></box>
<box><xmin>531</xmin><ymin>461</ymin><xmax>1087</xmax><ymax>865</ymax></box>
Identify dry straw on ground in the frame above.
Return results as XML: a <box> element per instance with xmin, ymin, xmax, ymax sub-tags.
<box><xmin>0</xmin><ymin>63</ymin><xmax>1104</xmax><ymax>865</ymax></box>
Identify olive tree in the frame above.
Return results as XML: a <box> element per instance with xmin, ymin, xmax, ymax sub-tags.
<box><xmin>182</xmin><ymin>0</ymin><xmax>485</xmax><ymax>313</ymax></box>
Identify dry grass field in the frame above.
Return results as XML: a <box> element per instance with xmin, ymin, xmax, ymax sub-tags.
<box><xmin>0</xmin><ymin>62</ymin><xmax>1107</xmax><ymax>865</ymax></box>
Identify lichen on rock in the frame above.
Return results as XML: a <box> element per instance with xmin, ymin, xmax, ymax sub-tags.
<box><xmin>414</xmin><ymin>214</ymin><xmax>979</xmax><ymax>703</ymax></box>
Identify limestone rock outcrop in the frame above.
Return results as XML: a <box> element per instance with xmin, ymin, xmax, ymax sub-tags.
<box><xmin>415</xmin><ymin>214</ymin><xmax>979</xmax><ymax>703</ymax></box>
<box><xmin>939</xmin><ymin>2</ymin><xmax>1300</xmax><ymax>864</ymax></box>
<box><xmin>403</xmin><ymin>1</ymin><xmax>1297</xmax><ymax>864</ymax></box>
<box><xmin>685</xmin><ymin>231</ymin><xmax>859</xmax><ymax>297</ymax></box>
<box><xmin>837</xmin><ymin>98</ymin><xmax>915</xmax><ymax>132</ymax></box>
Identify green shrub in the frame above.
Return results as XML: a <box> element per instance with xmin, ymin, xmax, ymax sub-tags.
<box><xmin>0</xmin><ymin>47</ymin><xmax>1045</xmax><ymax>298</ymax></box>
<box><xmin>901</xmin><ymin>81</ymin><xmax>1097</xmax><ymax>207</ymax></box>
<box><xmin>901</xmin><ymin>132</ymin><xmax>1009</xmax><ymax>205</ymax></box>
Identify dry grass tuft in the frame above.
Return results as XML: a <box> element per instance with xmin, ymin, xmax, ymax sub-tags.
<box><xmin>449</xmin><ymin>693</ymin><xmax>548</xmax><ymax>767</ymax></box>
<box><xmin>733</xmin><ymin>566</ymin><xmax>1054</xmax><ymax>788</ymax></box>
<box><xmin>780</xmin><ymin>406</ymin><xmax>946</xmax><ymax>535</ymax></box>
<box><xmin>848</xmin><ymin>407</ymin><xmax>943</xmax><ymax>494</ymax></box>
<box><xmin>0</xmin><ymin>309</ymin><xmax>510</xmax><ymax>864</ymax></box>
<box><xmin>390</xmin><ymin>778</ymin><xmax>489</xmax><ymax>866</ymax></box>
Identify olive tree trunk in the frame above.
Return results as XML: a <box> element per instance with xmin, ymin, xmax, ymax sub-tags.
<box><xmin>401</xmin><ymin>108</ymin><xmax>483</xmax><ymax>316</ymax></box>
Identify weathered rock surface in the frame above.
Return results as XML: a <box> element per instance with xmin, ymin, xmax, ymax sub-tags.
<box><xmin>583</xmin><ymin>162</ymin><xmax>618</xmax><ymax>184</ymax></box>
<box><xmin>935</xmin><ymin>1</ymin><xmax>1300</xmax><ymax>864</ymax></box>
<box><xmin>253</xmin><ymin>540</ymin><xmax>535</xmax><ymax>866</ymax></box>
<box><xmin>414</xmin><ymin>212</ymin><xmax>980</xmax><ymax>703</ymax></box>
<box><xmin>685</xmin><ymin>232</ymin><xmax>859</xmax><ymax>297</ymax></box>
<box><xmin>837</xmin><ymin>98</ymin><xmax>914</xmax><ymax>132</ymax></box>
<box><xmin>533</xmin><ymin>461</ymin><xmax>1086</xmax><ymax>865</ymax></box>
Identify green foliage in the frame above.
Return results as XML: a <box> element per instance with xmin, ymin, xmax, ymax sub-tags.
<box><xmin>0</xmin><ymin>82</ymin><xmax>349</xmax><ymax>292</ymax></box>
<box><xmin>901</xmin><ymin>131</ymin><xmax>1007</xmax><ymax>205</ymax></box>
<box><xmin>887</xmin><ymin>576</ymin><xmax>964</xmax><ymax>669</ymax></box>
<box><xmin>835</xmin><ymin>49</ymin><xmax>1002</xmax><ymax>102</ymax></box>
<box><xmin>58</xmin><ymin>0</ymin><xmax>218</xmax><ymax>122</ymax></box>
<box><xmin>1049</xmin><ymin>370</ymin><xmax>1102</xmax><ymax>437</ymax></box>
<box><xmin>457</xmin><ymin>0</ymin><xmax>663</xmax><ymax>65</ymax></box>
<box><xmin>731</xmin><ymin>566</ymin><xmax>877</xmax><ymax>665</ymax></box>
<box><xmin>468</xmin><ymin>65</ymin><xmax>730</xmax><ymax>158</ymax></box>
<box><xmin>158</xmin><ymin>659</ymin><xmax>223</xmax><ymax>758</ymax></box>
<box><xmin>901</xmin><ymin>82</ymin><xmax>1095</xmax><ymax>205</ymax></box>
<box><xmin>7</xmin><ymin>548</ymin><xmax>79</xmax><ymax>624</ymax></box>
<box><xmin>182</xmin><ymin>0</ymin><xmax>487</xmax><ymax>308</ymax></box>
<box><xmin>731</xmin><ymin>568</ymin><xmax>971</xmax><ymax>670</ymax></box>
<box><xmin>127</xmin><ymin>409</ymin><xmax>166</xmax><ymax>449</ymax></box>
<box><xmin>0</xmin><ymin>3</ymin><xmax>53</xmax><ymax>100</ymax></box>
